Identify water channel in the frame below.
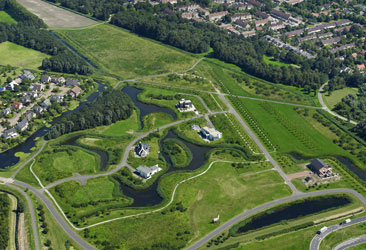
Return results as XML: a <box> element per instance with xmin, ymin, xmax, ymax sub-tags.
<box><xmin>235</xmin><ymin>195</ymin><xmax>351</xmax><ymax>235</ymax></box>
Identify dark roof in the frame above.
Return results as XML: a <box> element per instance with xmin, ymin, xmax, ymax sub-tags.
<box><xmin>271</xmin><ymin>9</ymin><xmax>290</xmax><ymax>19</ymax></box>
<box><xmin>256</xmin><ymin>11</ymin><xmax>269</xmax><ymax>19</ymax></box>
<box><xmin>310</xmin><ymin>159</ymin><xmax>327</xmax><ymax>171</ymax></box>
<box><xmin>40</xmin><ymin>75</ymin><xmax>50</xmax><ymax>83</ymax></box>
<box><xmin>321</xmin><ymin>36</ymin><xmax>341</xmax><ymax>46</ymax></box>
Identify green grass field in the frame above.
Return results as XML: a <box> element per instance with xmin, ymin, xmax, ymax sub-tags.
<box><xmin>55</xmin><ymin>24</ymin><xmax>196</xmax><ymax>79</ymax></box>
<box><xmin>324</xmin><ymin>87</ymin><xmax>358</xmax><ymax>109</ymax></box>
<box><xmin>33</xmin><ymin>146</ymin><xmax>99</xmax><ymax>185</ymax></box>
<box><xmin>86</xmin><ymin>161</ymin><xmax>291</xmax><ymax>249</ymax></box>
<box><xmin>0</xmin><ymin>11</ymin><xmax>17</xmax><ymax>24</ymax></box>
<box><xmin>263</xmin><ymin>55</ymin><xmax>293</xmax><ymax>68</ymax></box>
<box><xmin>100</xmin><ymin>111</ymin><xmax>139</xmax><ymax>136</ymax></box>
<box><xmin>0</xmin><ymin>42</ymin><xmax>49</xmax><ymax>69</ymax></box>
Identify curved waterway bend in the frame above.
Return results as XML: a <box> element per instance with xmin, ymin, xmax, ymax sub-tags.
<box><xmin>122</xmin><ymin>86</ymin><xmax>177</xmax><ymax>129</ymax></box>
<box><xmin>0</xmin><ymin>83</ymin><xmax>105</xmax><ymax>170</ymax></box>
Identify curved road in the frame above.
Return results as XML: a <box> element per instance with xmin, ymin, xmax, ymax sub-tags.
<box><xmin>310</xmin><ymin>216</ymin><xmax>366</xmax><ymax>250</ymax></box>
<box><xmin>186</xmin><ymin>188</ymin><xmax>366</xmax><ymax>250</ymax></box>
<box><xmin>318</xmin><ymin>83</ymin><xmax>357</xmax><ymax>125</ymax></box>
<box><xmin>334</xmin><ymin>235</ymin><xmax>366</xmax><ymax>250</ymax></box>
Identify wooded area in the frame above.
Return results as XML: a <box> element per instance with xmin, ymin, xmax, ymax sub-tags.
<box><xmin>47</xmin><ymin>90</ymin><xmax>134</xmax><ymax>139</ymax></box>
<box><xmin>0</xmin><ymin>193</ymin><xmax>10</xmax><ymax>250</ymax></box>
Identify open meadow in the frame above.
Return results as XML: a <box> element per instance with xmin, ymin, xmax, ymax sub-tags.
<box><xmin>0</xmin><ymin>41</ymin><xmax>49</xmax><ymax>69</ymax></box>
<box><xmin>0</xmin><ymin>11</ymin><xmax>17</xmax><ymax>24</ymax></box>
<box><xmin>55</xmin><ymin>24</ymin><xmax>197</xmax><ymax>79</ymax></box>
<box><xmin>324</xmin><ymin>87</ymin><xmax>358</xmax><ymax>109</ymax></box>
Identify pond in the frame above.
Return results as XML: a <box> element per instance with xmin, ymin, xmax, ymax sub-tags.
<box><xmin>0</xmin><ymin>83</ymin><xmax>105</xmax><ymax>170</ymax></box>
<box><xmin>235</xmin><ymin>195</ymin><xmax>351</xmax><ymax>235</ymax></box>
<box><xmin>122</xmin><ymin>86</ymin><xmax>177</xmax><ymax>129</ymax></box>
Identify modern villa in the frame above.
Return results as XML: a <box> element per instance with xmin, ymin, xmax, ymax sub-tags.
<box><xmin>177</xmin><ymin>98</ymin><xmax>196</xmax><ymax>113</ymax></box>
<box><xmin>309</xmin><ymin>158</ymin><xmax>333</xmax><ymax>178</ymax></box>
<box><xmin>135</xmin><ymin>141</ymin><xmax>150</xmax><ymax>157</ymax></box>
<box><xmin>201</xmin><ymin>126</ymin><xmax>222</xmax><ymax>141</ymax></box>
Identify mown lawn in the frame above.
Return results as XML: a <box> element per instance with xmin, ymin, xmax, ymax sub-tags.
<box><xmin>101</xmin><ymin>111</ymin><xmax>139</xmax><ymax>136</ymax></box>
<box><xmin>263</xmin><ymin>55</ymin><xmax>292</xmax><ymax>68</ymax></box>
<box><xmin>55</xmin><ymin>24</ymin><xmax>196</xmax><ymax>79</ymax></box>
<box><xmin>33</xmin><ymin>146</ymin><xmax>98</xmax><ymax>185</ymax></box>
<box><xmin>0</xmin><ymin>11</ymin><xmax>17</xmax><ymax>24</ymax></box>
<box><xmin>0</xmin><ymin>42</ymin><xmax>49</xmax><ymax>69</ymax></box>
<box><xmin>324</xmin><ymin>87</ymin><xmax>358</xmax><ymax>109</ymax></box>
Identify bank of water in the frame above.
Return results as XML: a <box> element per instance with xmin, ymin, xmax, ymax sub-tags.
<box><xmin>0</xmin><ymin>83</ymin><xmax>105</xmax><ymax>170</ymax></box>
<box><xmin>235</xmin><ymin>195</ymin><xmax>351</xmax><ymax>235</ymax></box>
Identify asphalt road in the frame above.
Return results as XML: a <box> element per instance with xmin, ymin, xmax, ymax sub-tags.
<box><xmin>334</xmin><ymin>235</ymin><xmax>366</xmax><ymax>250</ymax></box>
<box><xmin>310</xmin><ymin>216</ymin><xmax>366</xmax><ymax>250</ymax></box>
<box><xmin>318</xmin><ymin>83</ymin><xmax>357</xmax><ymax>125</ymax></box>
<box><xmin>186</xmin><ymin>188</ymin><xmax>366</xmax><ymax>250</ymax></box>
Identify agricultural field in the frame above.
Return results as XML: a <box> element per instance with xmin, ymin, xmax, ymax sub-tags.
<box><xmin>0</xmin><ymin>42</ymin><xmax>49</xmax><ymax>69</ymax></box>
<box><xmin>0</xmin><ymin>11</ymin><xmax>17</xmax><ymax>24</ymax></box>
<box><xmin>55</xmin><ymin>24</ymin><xmax>196</xmax><ymax>79</ymax></box>
<box><xmin>324</xmin><ymin>87</ymin><xmax>358</xmax><ymax>109</ymax></box>
<box><xmin>84</xmin><ymin>161</ymin><xmax>292</xmax><ymax>250</ymax></box>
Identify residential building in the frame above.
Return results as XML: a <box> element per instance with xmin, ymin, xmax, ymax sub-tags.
<box><xmin>201</xmin><ymin>126</ymin><xmax>222</xmax><ymax>141</ymax></box>
<box><xmin>69</xmin><ymin>86</ymin><xmax>83</xmax><ymax>98</ymax></box>
<box><xmin>25</xmin><ymin>111</ymin><xmax>36</xmax><ymax>121</ymax></box>
<box><xmin>357</xmin><ymin>64</ymin><xmax>365</xmax><ymax>71</ymax></box>
<box><xmin>231</xmin><ymin>13</ymin><xmax>251</xmax><ymax>22</ymax></box>
<box><xmin>177</xmin><ymin>98</ymin><xmax>193</xmax><ymax>109</ymax></box>
<box><xmin>40</xmin><ymin>75</ymin><xmax>51</xmax><ymax>83</ymax></box>
<box><xmin>2</xmin><ymin>128</ymin><xmax>19</xmax><ymax>139</ymax></box>
<box><xmin>255</xmin><ymin>18</ymin><xmax>269</xmax><ymax>27</ymax></box>
<box><xmin>317</xmin><ymin>32</ymin><xmax>333</xmax><ymax>39</ymax></box>
<box><xmin>136</xmin><ymin>165</ymin><xmax>162</xmax><ymax>179</ymax></box>
<box><xmin>246</xmin><ymin>0</ymin><xmax>262</xmax><ymax>8</ymax></box>
<box><xmin>321</xmin><ymin>36</ymin><xmax>341</xmax><ymax>46</ymax></box>
<box><xmin>19</xmin><ymin>70</ymin><xmax>35</xmax><ymax>81</ymax></box>
<box><xmin>33</xmin><ymin>106</ymin><xmax>44</xmax><ymax>114</ymax></box>
<box><xmin>16</xmin><ymin>118</ymin><xmax>29</xmax><ymax>132</ymax></box>
<box><xmin>50</xmin><ymin>95</ymin><xmax>64</xmax><ymax>103</ymax></box>
<box><xmin>12</xmin><ymin>102</ymin><xmax>23</xmax><ymax>110</ymax></box>
<box><xmin>197</xmin><ymin>8</ymin><xmax>210</xmax><ymax>16</ymax></box>
<box><xmin>208</xmin><ymin>11</ymin><xmax>228</xmax><ymax>21</ymax></box>
<box><xmin>255</xmin><ymin>11</ymin><xmax>269</xmax><ymax>19</ymax></box>
<box><xmin>235</xmin><ymin>19</ymin><xmax>250</xmax><ymax>29</ymax></box>
<box><xmin>20</xmin><ymin>95</ymin><xmax>32</xmax><ymax>105</ymax></box>
<box><xmin>164</xmin><ymin>8</ymin><xmax>176</xmax><ymax>15</ymax></box>
<box><xmin>2</xmin><ymin>107</ymin><xmax>11</xmax><ymax>116</ymax></box>
<box><xmin>161</xmin><ymin>0</ymin><xmax>177</xmax><ymax>4</ymax></box>
<box><xmin>230</xmin><ymin>2</ymin><xmax>250</xmax><ymax>10</ymax></box>
<box><xmin>309</xmin><ymin>159</ymin><xmax>333</xmax><ymax>178</ymax></box>
<box><xmin>32</xmin><ymin>83</ymin><xmax>45</xmax><ymax>93</ymax></box>
<box><xmin>269</xmin><ymin>22</ymin><xmax>285</xmax><ymax>31</ymax></box>
<box><xmin>271</xmin><ymin>9</ymin><xmax>291</xmax><ymax>20</ymax></box>
<box><xmin>6</xmin><ymin>81</ymin><xmax>18</xmax><ymax>91</ymax></box>
<box><xmin>41</xmin><ymin>99</ymin><xmax>52</xmax><ymax>108</ymax></box>
<box><xmin>329</xmin><ymin>43</ymin><xmax>355</xmax><ymax>53</ymax></box>
<box><xmin>65</xmin><ymin>78</ymin><xmax>80</xmax><ymax>86</ymax></box>
<box><xmin>242</xmin><ymin>30</ymin><xmax>256</xmax><ymax>37</ymax></box>
<box><xmin>177</xmin><ymin>4</ymin><xmax>199</xmax><ymax>12</ymax></box>
<box><xmin>52</xmin><ymin>77</ymin><xmax>66</xmax><ymax>84</ymax></box>
<box><xmin>135</xmin><ymin>141</ymin><xmax>150</xmax><ymax>157</ymax></box>
<box><xmin>298</xmin><ymin>34</ymin><xmax>317</xmax><ymax>43</ymax></box>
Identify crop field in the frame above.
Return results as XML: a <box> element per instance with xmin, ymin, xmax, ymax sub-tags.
<box><xmin>86</xmin><ymin>162</ymin><xmax>291</xmax><ymax>250</ymax></box>
<box><xmin>55</xmin><ymin>24</ymin><xmax>196</xmax><ymax>79</ymax></box>
<box><xmin>230</xmin><ymin>97</ymin><xmax>348</xmax><ymax>157</ymax></box>
<box><xmin>33</xmin><ymin>146</ymin><xmax>99</xmax><ymax>185</ymax></box>
<box><xmin>324</xmin><ymin>87</ymin><xmax>358</xmax><ymax>109</ymax></box>
<box><xmin>0</xmin><ymin>42</ymin><xmax>49</xmax><ymax>69</ymax></box>
<box><xmin>0</xmin><ymin>11</ymin><xmax>17</xmax><ymax>24</ymax></box>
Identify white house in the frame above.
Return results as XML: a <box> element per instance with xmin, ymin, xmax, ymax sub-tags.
<box><xmin>135</xmin><ymin>165</ymin><xmax>162</xmax><ymax>179</ymax></box>
<box><xmin>177</xmin><ymin>98</ymin><xmax>196</xmax><ymax>112</ymax></box>
<box><xmin>201</xmin><ymin>126</ymin><xmax>222</xmax><ymax>141</ymax></box>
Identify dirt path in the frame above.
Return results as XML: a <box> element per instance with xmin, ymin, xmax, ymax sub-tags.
<box><xmin>8</xmin><ymin>194</ymin><xmax>17</xmax><ymax>250</ymax></box>
<box><xmin>16</xmin><ymin>0</ymin><xmax>96</xmax><ymax>28</ymax></box>
<box><xmin>287</xmin><ymin>171</ymin><xmax>310</xmax><ymax>180</ymax></box>
<box><xmin>17</xmin><ymin>213</ymin><xmax>29</xmax><ymax>250</ymax></box>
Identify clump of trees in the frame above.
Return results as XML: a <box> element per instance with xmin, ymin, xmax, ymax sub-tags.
<box><xmin>47</xmin><ymin>90</ymin><xmax>134</xmax><ymax>139</ymax></box>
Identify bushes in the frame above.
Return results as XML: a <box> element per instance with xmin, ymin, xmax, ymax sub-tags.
<box><xmin>0</xmin><ymin>194</ymin><xmax>10</xmax><ymax>250</ymax></box>
<box><xmin>162</xmin><ymin>138</ymin><xmax>193</xmax><ymax>168</ymax></box>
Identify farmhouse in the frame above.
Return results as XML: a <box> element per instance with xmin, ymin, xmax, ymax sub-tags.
<box><xmin>201</xmin><ymin>126</ymin><xmax>222</xmax><ymax>141</ymax></box>
<box><xmin>136</xmin><ymin>165</ymin><xmax>162</xmax><ymax>179</ymax></box>
<box><xmin>2</xmin><ymin>128</ymin><xmax>19</xmax><ymax>139</ymax></box>
<box><xmin>135</xmin><ymin>141</ymin><xmax>150</xmax><ymax>157</ymax></box>
<box><xmin>309</xmin><ymin>159</ymin><xmax>333</xmax><ymax>178</ymax></box>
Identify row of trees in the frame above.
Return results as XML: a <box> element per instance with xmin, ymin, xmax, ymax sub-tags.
<box><xmin>0</xmin><ymin>0</ymin><xmax>92</xmax><ymax>75</ymax></box>
<box><xmin>47</xmin><ymin>90</ymin><xmax>134</xmax><ymax>139</ymax></box>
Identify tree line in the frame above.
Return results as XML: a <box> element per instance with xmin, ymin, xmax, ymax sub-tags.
<box><xmin>0</xmin><ymin>0</ymin><xmax>92</xmax><ymax>75</ymax></box>
<box><xmin>47</xmin><ymin>90</ymin><xmax>134</xmax><ymax>139</ymax></box>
